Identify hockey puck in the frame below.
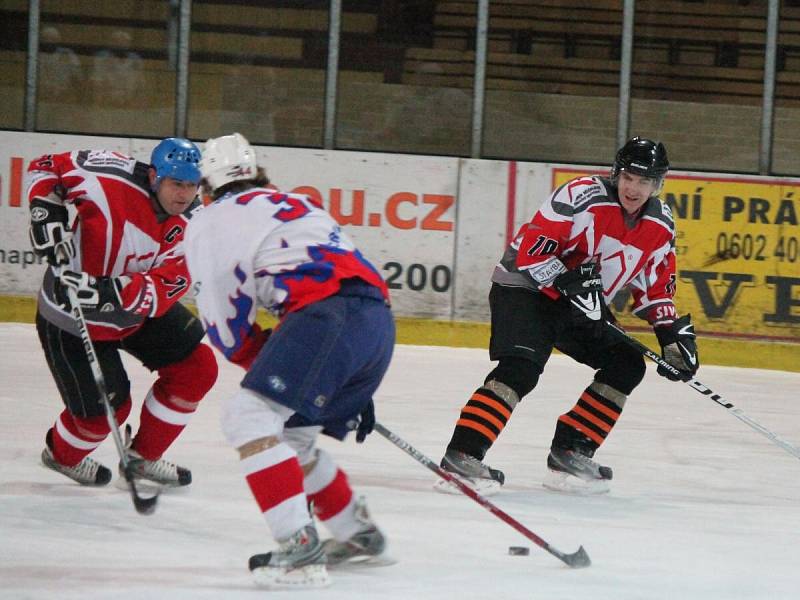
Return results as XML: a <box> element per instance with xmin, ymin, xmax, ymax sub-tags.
<box><xmin>508</xmin><ymin>546</ymin><xmax>530</xmax><ymax>556</ymax></box>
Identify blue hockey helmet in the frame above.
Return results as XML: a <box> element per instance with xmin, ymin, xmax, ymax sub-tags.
<box><xmin>150</xmin><ymin>138</ymin><xmax>202</xmax><ymax>186</ymax></box>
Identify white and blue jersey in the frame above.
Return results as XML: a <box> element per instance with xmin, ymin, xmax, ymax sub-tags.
<box><xmin>184</xmin><ymin>188</ymin><xmax>388</xmax><ymax>364</ymax></box>
<box><xmin>185</xmin><ymin>187</ymin><xmax>394</xmax><ymax>433</ymax></box>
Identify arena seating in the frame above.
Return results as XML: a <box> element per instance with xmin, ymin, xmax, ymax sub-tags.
<box><xmin>2</xmin><ymin>0</ymin><xmax>799</xmax><ymax>110</ymax></box>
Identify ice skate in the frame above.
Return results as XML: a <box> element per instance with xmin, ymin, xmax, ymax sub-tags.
<box><xmin>249</xmin><ymin>524</ymin><xmax>330</xmax><ymax>589</ymax></box>
<box><xmin>434</xmin><ymin>449</ymin><xmax>505</xmax><ymax>496</ymax></box>
<box><xmin>543</xmin><ymin>447</ymin><xmax>612</xmax><ymax>495</ymax></box>
<box><xmin>41</xmin><ymin>430</ymin><xmax>111</xmax><ymax>486</ymax></box>
<box><xmin>321</xmin><ymin>497</ymin><xmax>395</xmax><ymax>568</ymax></box>
<box><xmin>119</xmin><ymin>425</ymin><xmax>191</xmax><ymax>487</ymax></box>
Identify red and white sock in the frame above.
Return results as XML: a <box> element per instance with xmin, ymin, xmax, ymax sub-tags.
<box><xmin>50</xmin><ymin>399</ymin><xmax>132</xmax><ymax>466</ymax></box>
<box><xmin>242</xmin><ymin>442</ymin><xmax>311</xmax><ymax>541</ymax></box>
<box><xmin>132</xmin><ymin>344</ymin><xmax>217</xmax><ymax>460</ymax></box>
<box><xmin>305</xmin><ymin>449</ymin><xmax>360</xmax><ymax>542</ymax></box>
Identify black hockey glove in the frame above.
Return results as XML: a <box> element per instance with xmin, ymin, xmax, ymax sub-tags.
<box><xmin>553</xmin><ymin>263</ymin><xmax>606</xmax><ymax>337</ymax></box>
<box><xmin>355</xmin><ymin>400</ymin><xmax>375</xmax><ymax>443</ymax></box>
<box><xmin>654</xmin><ymin>314</ymin><xmax>699</xmax><ymax>381</ymax></box>
<box><xmin>29</xmin><ymin>197</ymin><xmax>75</xmax><ymax>266</ymax></box>
<box><xmin>57</xmin><ymin>270</ymin><xmax>125</xmax><ymax>313</ymax></box>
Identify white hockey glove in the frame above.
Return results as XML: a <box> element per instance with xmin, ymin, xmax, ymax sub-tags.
<box><xmin>654</xmin><ymin>314</ymin><xmax>699</xmax><ymax>381</ymax></box>
<box><xmin>57</xmin><ymin>270</ymin><xmax>127</xmax><ymax>313</ymax></box>
<box><xmin>29</xmin><ymin>196</ymin><xmax>75</xmax><ymax>266</ymax></box>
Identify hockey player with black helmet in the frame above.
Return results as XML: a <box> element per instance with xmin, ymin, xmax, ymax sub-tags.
<box><xmin>27</xmin><ymin>138</ymin><xmax>218</xmax><ymax>490</ymax></box>
<box><xmin>438</xmin><ymin>136</ymin><xmax>698</xmax><ymax>495</ymax></box>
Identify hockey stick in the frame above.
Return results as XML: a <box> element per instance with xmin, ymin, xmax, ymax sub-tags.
<box><xmin>373</xmin><ymin>422</ymin><xmax>591</xmax><ymax>568</ymax></box>
<box><xmin>58</xmin><ymin>270</ymin><xmax>159</xmax><ymax>514</ymax></box>
<box><xmin>605</xmin><ymin>320</ymin><xmax>800</xmax><ymax>461</ymax></box>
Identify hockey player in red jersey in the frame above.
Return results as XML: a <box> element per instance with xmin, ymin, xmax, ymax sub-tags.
<box><xmin>439</xmin><ymin>137</ymin><xmax>699</xmax><ymax>495</ymax></box>
<box><xmin>28</xmin><ymin>138</ymin><xmax>219</xmax><ymax>489</ymax></box>
<box><xmin>184</xmin><ymin>133</ymin><xmax>395</xmax><ymax>588</ymax></box>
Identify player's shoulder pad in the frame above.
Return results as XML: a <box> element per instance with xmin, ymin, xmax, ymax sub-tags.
<box><xmin>555</xmin><ymin>175</ymin><xmax>609</xmax><ymax>210</ymax></box>
<box><xmin>77</xmin><ymin>149</ymin><xmax>137</xmax><ymax>170</ymax></box>
<box><xmin>75</xmin><ymin>150</ymin><xmax>149</xmax><ymax>191</ymax></box>
<box><xmin>642</xmin><ymin>197</ymin><xmax>676</xmax><ymax>232</ymax></box>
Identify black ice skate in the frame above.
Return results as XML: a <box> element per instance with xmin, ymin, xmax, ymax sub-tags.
<box><xmin>41</xmin><ymin>430</ymin><xmax>111</xmax><ymax>486</ymax></box>
<box><xmin>119</xmin><ymin>425</ymin><xmax>191</xmax><ymax>487</ymax></box>
<box><xmin>249</xmin><ymin>524</ymin><xmax>330</xmax><ymax>589</ymax></box>
<box><xmin>434</xmin><ymin>449</ymin><xmax>505</xmax><ymax>496</ymax></box>
<box><xmin>321</xmin><ymin>497</ymin><xmax>394</xmax><ymax>567</ymax></box>
<box><xmin>543</xmin><ymin>447</ymin><xmax>613</xmax><ymax>495</ymax></box>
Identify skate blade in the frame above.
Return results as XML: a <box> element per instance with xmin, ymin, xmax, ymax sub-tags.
<box><xmin>252</xmin><ymin>563</ymin><xmax>331</xmax><ymax>589</ymax></box>
<box><xmin>327</xmin><ymin>551</ymin><xmax>397</xmax><ymax>569</ymax></box>
<box><xmin>39</xmin><ymin>461</ymin><xmax>110</xmax><ymax>487</ymax></box>
<box><xmin>542</xmin><ymin>470</ymin><xmax>610</xmax><ymax>496</ymax></box>
<box><xmin>433</xmin><ymin>476</ymin><xmax>502</xmax><ymax>497</ymax></box>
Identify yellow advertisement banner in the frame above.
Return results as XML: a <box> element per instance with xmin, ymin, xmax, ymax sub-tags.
<box><xmin>552</xmin><ymin>168</ymin><xmax>800</xmax><ymax>342</ymax></box>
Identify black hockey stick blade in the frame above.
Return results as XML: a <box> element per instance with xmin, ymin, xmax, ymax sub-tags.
<box><xmin>132</xmin><ymin>491</ymin><xmax>158</xmax><ymax>515</ymax></box>
<box><xmin>123</xmin><ymin>467</ymin><xmax>159</xmax><ymax>515</ymax></box>
<box><xmin>558</xmin><ymin>545</ymin><xmax>591</xmax><ymax>568</ymax></box>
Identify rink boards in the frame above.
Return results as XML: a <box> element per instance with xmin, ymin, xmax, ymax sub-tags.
<box><xmin>0</xmin><ymin>131</ymin><xmax>797</xmax><ymax>371</ymax></box>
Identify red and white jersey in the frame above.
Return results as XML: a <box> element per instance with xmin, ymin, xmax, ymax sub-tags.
<box><xmin>27</xmin><ymin>150</ymin><xmax>196</xmax><ymax>340</ymax></box>
<box><xmin>493</xmin><ymin>175</ymin><xmax>678</xmax><ymax>326</ymax></box>
<box><xmin>184</xmin><ymin>187</ymin><xmax>388</xmax><ymax>364</ymax></box>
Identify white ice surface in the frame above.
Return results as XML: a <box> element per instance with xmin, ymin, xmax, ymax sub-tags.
<box><xmin>1</xmin><ymin>322</ymin><xmax>799</xmax><ymax>599</ymax></box>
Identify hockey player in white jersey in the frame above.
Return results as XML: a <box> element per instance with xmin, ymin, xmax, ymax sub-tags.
<box><xmin>184</xmin><ymin>133</ymin><xmax>396</xmax><ymax>589</ymax></box>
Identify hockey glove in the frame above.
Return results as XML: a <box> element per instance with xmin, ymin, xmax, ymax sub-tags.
<box><xmin>57</xmin><ymin>270</ymin><xmax>126</xmax><ymax>313</ymax></box>
<box><xmin>29</xmin><ymin>196</ymin><xmax>75</xmax><ymax>266</ymax></box>
<box><xmin>654</xmin><ymin>314</ymin><xmax>699</xmax><ymax>381</ymax></box>
<box><xmin>553</xmin><ymin>263</ymin><xmax>606</xmax><ymax>337</ymax></box>
<box><xmin>355</xmin><ymin>400</ymin><xmax>375</xmax><ymax>443</ymax></box>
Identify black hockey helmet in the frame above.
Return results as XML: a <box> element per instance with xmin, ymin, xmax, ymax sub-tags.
<box><xmin>611</xmin><ymin>137</ymin><xmax>669</xmax><ymax>182</ymax></box>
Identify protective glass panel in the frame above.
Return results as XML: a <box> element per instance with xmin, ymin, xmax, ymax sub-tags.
<box><xmin>630</xmin><ymin>0</ymin><xmax>766</xmax><ymax>173</ymax></box>
<box><xmin>772</xmin><ymin>0</ymin><xmax>800</xmax><ymax>176</ymax></box>
<box><xmin>188</xmin><ymin>3</ymin><xmax>326</xmax><ymax>147</ymax></box>
<box><xmin>335</xmin><ymin>1</ymin><xmax>471</xmax><ymax>155</ymax></box>
<box><xmin>482</xmin><ymin>0</ymin><xmax>622</xmax><ymax>162</ymax></box>
<box><xmin>0</xmin><ymin>0</ymin><xmax>27</xmax><ymax>129</ymax></box>
<box><xmin>37</xmin><ymin>0</ymin><xmax>175</xmax><ymax>136</ymax></box>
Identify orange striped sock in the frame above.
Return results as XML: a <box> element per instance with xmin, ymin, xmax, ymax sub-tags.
<box><xmin>554</xmin><ymin>385</ymin><xmax>623</xmax><ymax>452</ymax></box>
<box><xmin>447</xmin><ymin>386</ymin><xmax>515</xmax><ymax>459</ymax></box>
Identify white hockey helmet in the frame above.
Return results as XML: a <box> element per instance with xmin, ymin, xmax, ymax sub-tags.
<box><xmin>200</xmin><ymin>132</ymin><xmax>258</xmax><ymax>191</ymax></box>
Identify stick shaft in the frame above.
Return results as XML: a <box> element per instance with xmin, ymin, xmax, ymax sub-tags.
<box><xmin>60</xmin><ymin>274</ymin><xmax>158</xmax><ymax>514</ymax></box>
<box><xmin>373</xmin><ymin>422</ymin><xmax>590</xmax><ymax>567</ymax></box>
<box><xmin>607</xmin><ymin>321</ymin><xmax>800</xmax><ymax>460</ymax></box>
